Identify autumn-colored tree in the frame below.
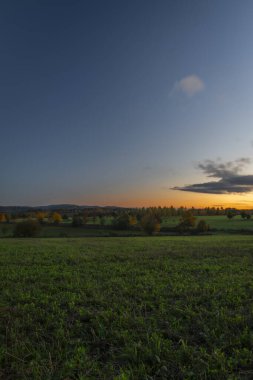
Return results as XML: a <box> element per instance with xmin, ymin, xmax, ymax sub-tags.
<box><xmin>196</xmin><ymin>220</ymin><xmax>209</xmax><ymax>234</ymax></box>
<box><xmin>51</xmin><ymin>212</ymin><xmax>62</xmax><ymax>224</ymax></box>
<box><xmin>141</xmin><ymin>213</ymin><xmax>160</xmax><ymax>235</ymax></box>
<box><xmin>177</xmin><ymin>211</ymin><xmax>196</xmax><ymax>233</ymax></box>
<box><xmin>36</xmin><ymin>211</ymin><xmax>47</xmax><ymax>223</ymax></box>
<box><xmin>0</xmin><ymin>213</ymin><xmax>6</xmax><ymax>223</ymax></box>
<box><xmin>129</xmin><ymin>215</ymin><xmax>137</xmax><ymax>226</ymax></box>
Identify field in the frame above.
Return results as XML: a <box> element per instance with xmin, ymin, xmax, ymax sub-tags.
<box><xmin>161</xmin><ymin>215</ymin><xmax>253</xmax><ymax>232</ymax></box>
<box><xmin>0</xmin><ymin>224</ymin><xmax>145</xmax><ymax>239</ymax></box>
<box><xmin>1</xmin><ymin>215</ymin><xmax>253</xmax><ymax>239</ymax></box>
<box><xmin>1</xmin><ymin>236</ymin><xmax>253</xmax><ymax>379</ymax></box>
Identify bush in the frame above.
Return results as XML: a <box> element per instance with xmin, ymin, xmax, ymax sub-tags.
<box><xmin>72</xmin><ymin>215</ymin><xmax>84</xmax><ymax>227</ymax></box>
<box><xmin>141</xmin><ymin>213</ymin><xmax>160</xmax><ymax>235</ymax></box>
<box><xmin>51</xmin><ymin>212</ymin><xmax>62</xmax><ymax>224</ymax></box>
<box><xmin>14</xmin><ymin>220</ymin><xmax>41</xmax><ymax>237</ymax></box>
<box><xmin>196</xmin><ymin>220</ymin><xmax>209</xmax><ymax>234</ymax></box>
<box><xmin>113</xmin><ymin>213</ymin><xmax>130</xmax><ymax>230</ymax></box>
<box><xmin>99</xmin><ymin>216</ymin><xmax>106</xmax><ymax>226</ymax></box>
<box><xmin>226</xmin><ymin>210</ymin><xmax>236</xmax><ymax>219</ymax></box>
<box><xmin>176</xmin><ymin>211</ymin><xmax>196</xmax><ymax>234</ymax></box>
<box><xmin>1</xmin><ymin>225</ymin><xmax>9</xmax><ymax>236</ymax></box>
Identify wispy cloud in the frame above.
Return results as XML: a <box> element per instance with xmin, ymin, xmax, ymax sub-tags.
<box><xmin>173</xmin><ymin>158</ymin><xmax>253</xmax><ymax>194</ymax></box>
<box><xmin>173</xmin><ymin>74</ymin><xmax>205</xmax><ymax>97</ymax></box>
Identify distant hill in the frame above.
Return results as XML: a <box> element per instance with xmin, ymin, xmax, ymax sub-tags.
<box><xmin>0</xmin><ymin>204</ymin><xmax>126</xmax><ymax>213</ymax></box>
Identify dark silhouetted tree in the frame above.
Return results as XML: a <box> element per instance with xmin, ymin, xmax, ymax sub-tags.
<box><xmin>226</xmin><ymin>210</ymin><xmax>236</xmax><ymax>219</ymax></box>
<box><xmin>14</xmin><ymin>220</ymin><xmax>41</xmax><ymax>237</ymax></box>
<box><xmin>72</xmin><ymin>215</ymin><xmax>83</xmax><ymax>227</ymax></box>
<box><xmin>141</xmin><ymin>213</ymin><xmax>160</xmax><ymax>235</ymax></box>
<box><xmin>113</xmin><ymin>213</ymin><xmax>130</xmax><ymax>230</ymax></box>
<box><xmin>196</xmin><ymin>220</ymin><xmax>209</xmax><ymax>234</ymax></box>
<box><xmin>177</xmin><ymin>211</ymin><xmax>196</xmax><ymax>233</ymax></box>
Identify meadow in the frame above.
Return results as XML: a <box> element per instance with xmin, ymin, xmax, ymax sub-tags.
<box><xmin>161</xmin><ymin>215</ymin><xmax>253</xmax><ymax>232</ymax></box>
<box><xmin>1</xmin><ymin>215</ymin><xmax>253</xmax><ymax>238</ymax></box>
<box><xmin>1</xmin><ymin>236</ymin><xmax>253</xmax><ymax>379</ymax></box>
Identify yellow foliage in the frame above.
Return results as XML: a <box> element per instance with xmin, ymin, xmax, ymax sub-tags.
<box><xmin>0</xmin><ymin>213</ymin><xmax>6</xmax><ymax>222</ymax></box>
<box><xmin>36</xmin><ymin>212</ymin><xmax>47</xmax><ymax>222</ymax></box>
<box><xmin>52</xmin><ymin>212</ymin><xmax>62</xmax><ymax>224</ymax></box>
<box><xmin>129</xmin><ymin>215</ymin><xmax>137</xmax><ymax>226</ymax></box>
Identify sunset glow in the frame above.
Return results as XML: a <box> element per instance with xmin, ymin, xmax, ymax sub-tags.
<box><xmin>2</xmin><ymin>1</ymin><xmax>253</xmax><ymax>209</ymax></box>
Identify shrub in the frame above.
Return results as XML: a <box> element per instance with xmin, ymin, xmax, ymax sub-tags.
<box><xmin>113</xmin><ymin>213</ymin><xmax>130</xmax><ymax>230</ymax></box>
<box><xmin>176</xmin><ymin>211</ymin><xmax>196</xmax><ymax>233</ymax></box>
<box><xmin>141</xmin><ymin>213</ymin><xmax>160</xmax><ymax>235</ymax></box>
<box><xmin>82</xmin><ymin>212</ymin><xmax>88</xmax><ymax>225</ymax></box>
<box><xmin>36</xmin><ymin>211</ymin><xmax>46</xmax><ymax>223</ymax></box>
<box><xmin>196</xmin><ymin>220</ymin><xmax>209</xmax><ymax>234</ymax></box>
<box><xmin>1</xmin><ymin>225</ymin><xmax>9</xmax><ymax>236</ymax></box>
<box><xmin>226</xmin><ymin>210</ymin><xmax>236</xmax><ymax>219</ymax></box>
<box><xmin>99</xmin><ymin>216</ymin><xmax>106</xmax><ymax>226</ymax></box>
<box><xmin>129</xmin><ymin>215</ymin><xmax>137</xmax><ymax>226</ymax></box>
<box><xmin>51</xmin><ymin>212</ymin><xmax>62</xmax><ymax>224</ymax></box>
<box><xmin>72</xmin><ymin>215</ymin><xmax>84</xmax><ymax>227</ymax></box>
<box><xmin>14</xmin><ymin>220</ymin><xmax>41</xmax><ymax>237</ymax></box>
<box><xmin>0</xmin><ymin>213</ymin><xmax>6</xmax><ymax>222</ymax></box>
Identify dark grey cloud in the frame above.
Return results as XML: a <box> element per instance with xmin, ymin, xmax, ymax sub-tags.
<box><xmin>197</xmin><ymin>158</ymin><xmax>251</xmax><ymax>179</ymax></box>
<box><xmin>173</xmin><ymin>158</ymin><xmax>253</xmax><ymax>194</ymax></box>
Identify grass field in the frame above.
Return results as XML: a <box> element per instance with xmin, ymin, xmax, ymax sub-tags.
<box><xmin>161</xmin><ymin>215</ymin><xmax>253</xmax><ymax>232</ymax></box>
<box><xmin>1</xmin><ymin>215</ymin><xmax>253</xmax><ymax>239</ymax></box>
<box><xmin>0</xmin><ymin>224</ymin><xmax>145</xmax><ymax>238</ymax></box>
<box><xmin>1</xmin><ymin>236</ymin><xmax>253</xmax><ymax>379</ymax></box>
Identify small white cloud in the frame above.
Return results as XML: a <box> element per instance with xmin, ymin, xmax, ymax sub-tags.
<box><xmin>174</xmin><ymin>74</ymin><xmax>205</xmax><ymax>97</ymax></box>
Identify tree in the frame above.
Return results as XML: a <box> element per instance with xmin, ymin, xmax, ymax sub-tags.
<box><xmin>51</xmin><ymin>212</ymin><xmax>62</xmax><ymax>224</ymax></box>
<box><xmin>196</xmin><ymin>220</ymin><xmax>209</xmax><ymax>234</ymax></box>
<box><xmin>0</xmin><ymin>213</ymin><xmax>6</xmax><ymax>223</ymax></box>
<box><xmin>99</xmin><ymin>215</ymin><xmax>106</xmax><ymax>226</ymax></box>
<box><xmin>226</xmin><ymin>210</ymin><xmax>236</xmax><ymax>219</ymax></box>
<box><xmin>129</xmin><ymin>215</ymin><xmax>137</xmax><ymax>226</ymax></box>
<box><xmin>240</xmin><ymin>211</ymin><xmax>247</xmax><ymax>219</ymax></box>
<box><xmin>177</xmin><ymin>211</ymin><xmax>196</xmax><ymax>233</ymax></box>
<box><xmin>36</xmin><ymin>211</ymin><xmax>47</xmax><ymax>224</ymax></box>
<box><xmin>141</xmin><ymin>213</ymin><xmax>160</xmax><ymax>236</ymax></box>
<box><xmin>113</xmin><ymin>213</ymin><xmax>130</xmax><ymax>230</ymax></box>
<box><xmin>14</xmin><ymin>220</ymin><xmax>41</xmax><ymax>237</ymax></box>
<box><xmin>82</xmin><ymin>212</ymin><xmax>88</xmax><ymax>225</ymax></box>
<box><xmin>1</xmin><ymin>225</ymin><xmax>9</xmax><ymax>236</ymax></box>
<box><xmin>241</xmin><ymin>211</ymin><xmax>251</xmax><ymax>220</ymax></box>
<box><xmin>72</xmin><ymin>215</ymin><xmax>83</xmax><ymax>227</ymax></box>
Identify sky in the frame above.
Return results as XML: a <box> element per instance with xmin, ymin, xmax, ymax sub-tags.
<box><xmin>2</xmin><ymin>0</ymin><xmax>253</xmax><ymax>208</ymax></box>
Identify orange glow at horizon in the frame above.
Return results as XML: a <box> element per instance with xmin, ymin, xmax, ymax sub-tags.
<box><xmin>74</xmin><ymin>191</ymin><xmax>253</xmax><ymax>209</ymax></box>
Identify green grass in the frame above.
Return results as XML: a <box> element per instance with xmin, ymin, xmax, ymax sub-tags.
<box><xmin>162</xmin><ymin>215</ymin><xmax>253</xmax><ymax>232</ymax></box>
<box><xmin>0</xmin><ymin>224</ymin><xmax>145</xmax><ymax>238</ymax></box>
<box><xmin>1</xmin><ymin>215</ymin><xmax>253</xmax><ymax>239</ymax></box>
<box><xmin>1</xmin><ymin>236</ymin><xmax>253</xmax><ymax>379</ymax></box>
<box><xmin>37</xmin><ymin>225</ymin><xmax>143</xmax><ymax>238</ymax></box>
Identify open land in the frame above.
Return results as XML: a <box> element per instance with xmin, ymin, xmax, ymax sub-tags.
<box><xmin>1</xmin><ymin>235</ymin><xmax>253</xmax><ymax>379</ymax></box>
<box><xmin>1</xmin><ymin>215</ymin><xmax>253</xmax><ymax>238</ymax></box>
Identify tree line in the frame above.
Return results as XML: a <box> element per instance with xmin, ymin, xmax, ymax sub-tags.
<box><xmin>0</xmin><ymin>206</ymin><xmax>252</xmax><ymax>237</ymax></box>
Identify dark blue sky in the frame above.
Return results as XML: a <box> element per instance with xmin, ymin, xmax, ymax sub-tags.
<box><xmin>2</xmin><ymin>1</ymin><xmax>253</xmax><ymax>207</ymax></box>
